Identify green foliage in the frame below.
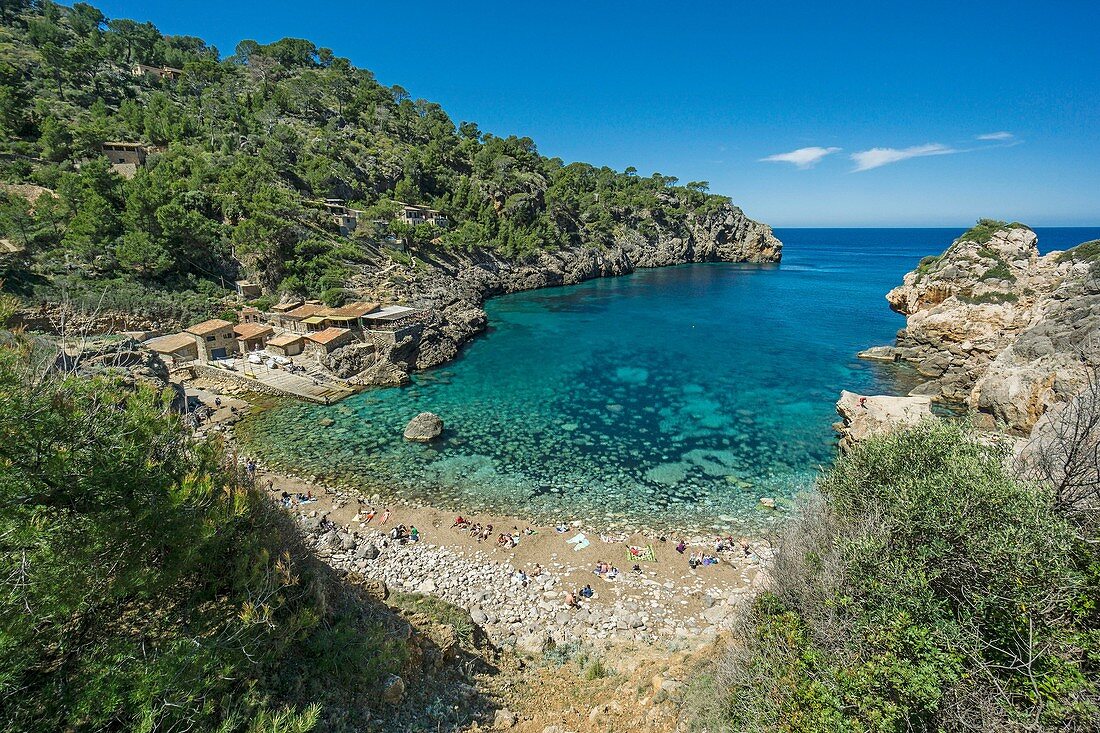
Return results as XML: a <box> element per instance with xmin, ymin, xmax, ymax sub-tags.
<box><xmin>914</xmin><ymin>255</ymin><xmax>939</xmax><ymax>277</ymax></box>
<box><xmin>0</xmin><ymin>1</ymin><xmax>736</xmax><ymax>322</ymax></box>
<box><xmin>389</xmin><ymin>591</ymin><xmax>474</xmax><ymax>645</ymax></box>
<box><xmin>0</xmin><ymin>335</ymin><xmax>405</xmax><ymax>731</ymax></box>
<box><xmin>959</xmin><ymin>218</ymin><xmax>1031</xmax><ymax>244</ymax></box>
<box><xmin>957</xmin><ymin>290</ymin><xmax>1019</xmax><ymax>305</ymax></box>
<box><xmin>978</xmin><ymin>260</ymin><xmax>1015</xmax><ymax>282</ymax></box>
<box><xmin>694</xmin><ymin>421</ymin><xmax>1099</xmax><ymax>732</ymax></box>
<box><xmin>1056</xmin><ymin>239</ymin><xmax>1100</xmax><ymax>264</ymax></box>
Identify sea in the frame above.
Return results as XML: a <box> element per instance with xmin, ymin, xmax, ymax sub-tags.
<box><xmin>236</xmin><ymin>227</ymin><xmax>1100</xmax><ymax>534</ymax></box>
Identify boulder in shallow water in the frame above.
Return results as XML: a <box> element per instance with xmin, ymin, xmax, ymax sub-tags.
<box><xmin>404</xmin><ymin>412</ymin><xmax>444</xmax><ymax>442</ymax></box>
<box><xmin>835</xmin><ymin>390</ymin><xmax>934</xmax><ymax>452</ymax></box>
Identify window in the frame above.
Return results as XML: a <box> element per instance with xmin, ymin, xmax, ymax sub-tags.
<box><xmin>206</xmin><ymin>335</ymin><xmax>215</xmax><ymax>342</ymax></box>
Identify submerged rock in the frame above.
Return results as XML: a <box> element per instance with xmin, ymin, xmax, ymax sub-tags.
<box><xmin>834</xmin><ymin>390</ymin><xmax>934</xmax><ymax>452</ymax></box>
<box><xmin>403</xmin><ymin>412</ymin><xmax>444</xmax><ymax>442</ymax></box>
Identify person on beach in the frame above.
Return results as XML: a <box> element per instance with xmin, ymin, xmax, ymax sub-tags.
<box><xmin>452</xmin><ymin>516</ymin><xmax>467</xmax><ymax>528</ymax></box>
<box><xmin>531</xmin><ymin>563</ymin><xmax>543</xmax><ymax>577</ymax></box>
<box><xmin>580</xmin><ymin>584</ymin><xmax>594</xmax><ymax>598</ymax></box>
<box><xmin>380</xmin><ymin>509</ymin><xmax>391</xmax><ymax>525</ymax></box>
<box><xmin>607</xmin><ymin>566</ymin><xmax>620</xmax><ymax>580</ymax></box>
<box><xmin>739</xmin><ymin>537</ymin><xmax>751</xmax><ymax>556</ymax></box>
<box><xmin>409</xmin><ymin>526</ymin><xmax>419</xmax><ymax>542</ymax></box>
<box><xmin>364</xmin><ymin>507</ymin><xmax>376</xmax><ymax>523</ymax></box>
<box><xmin>565</xmin><ymin>590</ymin><xmax>579</xmax><ymax>608</ymax></box>
<box><xmin>676</xmin><ymin>539</ymin><xmax>687</xmax><ymax>554</ymax></box>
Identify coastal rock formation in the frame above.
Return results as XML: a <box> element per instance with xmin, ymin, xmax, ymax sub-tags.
<box><xmin>353</xmin><ymin>201</ymin><xmax>781</xmax><ymax>373</ymax></box>
<box><xmin>834</xmin><ymin>391</ymin><xmax>934</xmax><ymax>451</ymax></box>
<box><xmin>862</xmin><ymin>223</ymin><xmax>1100</xmax><ymax>434</ymax></box>
<box><xmin>404</xmin><ymin>412</ymin><xmax>444</xmax><ymax>442</ymax></box>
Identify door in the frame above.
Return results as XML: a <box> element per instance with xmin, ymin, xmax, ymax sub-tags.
<box><xmin>211</xmin><ymin>348</ymin><xmax>227</xmax><ymax>360</ymax></box>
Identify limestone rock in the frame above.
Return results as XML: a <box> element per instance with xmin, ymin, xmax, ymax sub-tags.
<box><xmin>404</xmin><ymin>412</ymin><xmax>444</xmax><ymax>442</ymax></box>
<box><xmin>493</xmin><ymin>708</ymin><xmax>517</xmax><ymax>729</ymax></box>
<box><xmin>865</xmin><ymin>224</ymin><xmax>1100</xmax><ymax>434</ymax></box>
<box><xmin>834</xmin><ymin>390</ymin><xmax>934</xmax><ymax>451</ymax></box>
<box><xmin>381</xmin><ymin>674</ymin><xmax>405</xmax><ymax>705</ymax></box>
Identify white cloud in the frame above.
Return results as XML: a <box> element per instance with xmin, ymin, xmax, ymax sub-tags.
<box><xmin>976</xmin><ymin>131</ymin><xmax>1013</xmax><ymax>141</ymax></box>
<box><xmin>849</xmin><ymin>143</ymin><xmax>956</xmax><ymax>172</ymax></box>
<box><xmin>759</xmin><ymin>146</ymin><xmax>841</xmax><ymax>169</ymax></box>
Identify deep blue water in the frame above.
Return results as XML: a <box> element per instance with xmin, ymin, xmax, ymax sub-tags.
<box><xmin>239</xmin><ymin>227</ymin><xmax>1100</xmax><ymax>533</ymax></box>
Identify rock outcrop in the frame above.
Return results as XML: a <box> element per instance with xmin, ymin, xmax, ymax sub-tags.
<box><xmin>862</xmin><ymin>223</ymin><xmax>1100</xmax><ymax>434</ymax></box>
<box><xmin>404</xmin><ymin>412</ymin><xmax>444</xmax><ymax>442</ymax></box>
<box><xmin>352</xmin><ymin>200</ymin><xmax>781</xmax><ymax>374</ymax></box>
<box><xmin>834</xmin><ymin>390</ymin><xmax>934</xmax><ymax>451</ymax></box>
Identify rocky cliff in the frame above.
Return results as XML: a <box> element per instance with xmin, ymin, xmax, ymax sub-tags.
<box><xmin>352</xmin><ymin>200</ymin><xmax>781</xmax><ymax>375</ymax></box>
<box><xmin>861</xmin><ymin>222</ymin><xmax>1100</xmax><ymax>434</ymax></box>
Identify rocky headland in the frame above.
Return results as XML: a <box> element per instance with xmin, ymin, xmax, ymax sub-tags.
<box><xmin>859</xmin><ymin>221</ymin><xmax>1100</xmax><ymax>437</ymax></box>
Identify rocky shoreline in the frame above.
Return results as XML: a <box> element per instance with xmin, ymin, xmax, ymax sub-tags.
<box><xmin>263</xmin><ymin>470</ymin><xmax>773</xmax><ymax>655</ymax></box>
<box><xmin>352</xmin><ymin>201</ymin><xmax>781</xmax><ymax>380</ymax></box>
<box><xmin>858</xmin><ymin>223</ymin><xmax>1099</xmax><ymax>438</ymax></box>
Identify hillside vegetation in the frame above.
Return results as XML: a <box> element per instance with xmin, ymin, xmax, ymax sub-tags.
<box><xmin>0</xmin><ymin>321</ymin><xmax>414</xmax><ymax>730</ymax></box>
<box><xmin>0</xmin><ymin>0</ymin><xmax>735</xmax><ymax>322</ymax></box>
<box><xmin>689</xmin><ymin>417</ymin><xmax>1100</xmax><ymax>732</ymax></box>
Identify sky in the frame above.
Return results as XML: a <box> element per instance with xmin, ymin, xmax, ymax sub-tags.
<box><xmin>92</xmin><ymin>0</ymin><xmax>1100</xmax><ymax>227</ymax></box>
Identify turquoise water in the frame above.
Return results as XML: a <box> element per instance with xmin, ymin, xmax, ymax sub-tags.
<box><xmin>238</xmin><ymin>227</ymin><xmax>1100</xmax><ymax>533</ymax></box>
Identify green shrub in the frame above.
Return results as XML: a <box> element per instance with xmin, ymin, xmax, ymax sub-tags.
<box><xmin>689</xmin><ymin>421</ymin><xmax>1099</xmax><ymax>732</ymax></box>
<box><xmin>0</xmin><ymin>336</ymin><xmax>404</xmax><ymax>731</ymax></box>
<box><xmin>1056</xmin><ymin>240</ymin><xmax>1100</xmax><ymax>264</ymax></box>
<box><xmin>958</xmin><ymin>290</ymin><xmax>1019</xmax><ymax>305</ymax></box>
<box><xmin>978</xmin><ymin>260</ymin><xmax>1015</xmax><ymax>282</ymax></box>
<box><xmin>959</xmin><ymin>218</ymin><xmax>1032</xmax><ymax>244</ymax></box>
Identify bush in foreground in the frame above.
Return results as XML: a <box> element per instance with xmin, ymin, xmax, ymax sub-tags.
<box><xmin>689</xmin><ymin>420</ymin><xmax>1099</xmax><ymax>732</ymax></box>
<box><xmin>0</xmin><ymin>335</ymin><xmax>405</xmax><ymax>732</ymax></box>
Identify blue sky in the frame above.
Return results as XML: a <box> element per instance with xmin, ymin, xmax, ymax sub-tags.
<box><xmin>93</xmin><ymin>0</ymin><xmax>1099</xmax><ymax>227</ymax></box>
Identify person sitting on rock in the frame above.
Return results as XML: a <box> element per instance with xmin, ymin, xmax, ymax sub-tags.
<box><xmin>580</xmin><ymin>584</ymin><xmax>594</xmax><ymax>598</ymax></box>
<box><xmin>739</xmin><ymin>537</ymin><xmax>751</xmax><ymax>556</ymax></box>
<box><xmin>631</xmin><ymin>564</ymin><xmax>642</xmax><ymax>574</ymax></box>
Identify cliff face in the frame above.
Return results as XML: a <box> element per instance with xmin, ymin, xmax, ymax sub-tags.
<box><xmin>863</xmin><ymin>225</ymin><xmax>1100</xmax><ymax>434</ymax></box>
<box><xmin>354</xmin><ymin>201</ymin><xmax>781</xmax><ymax>374</ymax></box>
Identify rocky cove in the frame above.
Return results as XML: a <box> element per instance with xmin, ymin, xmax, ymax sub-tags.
<box><xmin>345</xmin><ymin>201</ymin><xmax>782</xmax><ymax>383</ymax></box>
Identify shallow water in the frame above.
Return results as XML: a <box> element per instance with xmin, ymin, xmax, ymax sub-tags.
<box><xmin>237</xmin><ymin>227</ymin><xmax>1100</xmax><ymax>533</ymax></box>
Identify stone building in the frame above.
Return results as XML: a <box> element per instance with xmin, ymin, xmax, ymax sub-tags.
<box><xmin>186</xmin><ymin>318</ymin><xmax>238</xmax><ymax>361</ymax></box>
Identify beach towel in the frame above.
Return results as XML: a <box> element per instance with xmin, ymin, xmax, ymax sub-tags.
<box><xmin>627</xmin><ymin>544</ymin><xmax>657</xmax><ymax>562</ymax></box>
<box><xmin>566</xmin><ymin>532</ymin><xmax>590</xmax><ymax>552</ymax></box>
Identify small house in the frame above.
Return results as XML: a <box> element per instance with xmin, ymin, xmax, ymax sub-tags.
<box><xmin>144</xmin><ymin>332</ymin><xmax>199</xmax><ymax>365</ymax></box>
<box><xmin>234</xmin><ymin>322</ymin><xmax>273</xmax><ymax>353</ymax></box>
<box><xmin>319</xmin><ymin>301</ymin><xmax>380</xmax><ymax>331</ymax></box>
<box><xmin>266</xmin><ymin>332</ymin><xmax>305</xmax><ymax>358</ymax></box>
<box><xmin>305</xmin><ymin>327</ymin><xmax>353</xmax><ymax>355</ymax></box>
<box><xmin>278</xmin><ymin>303</ymin><xmax>327</xmax><ymax>333</ymax></box>
<box><xmin>186</xmin><ymin>318</ymin><xmax>238</xmax><ymax>361</ymax></box>
<box><xmin>270</xmin><ymin>300</ymin><xmax>304</xmax><ymax>314</ymax></box>
<box><xmin>362</xmin><ymin>305</ymin><xmax>420</xmax><ymax>331</ymax></box>
<box><xmin>101</xmin><ymin>141</ymin><xmax>147</xmax><ymax>179</ymax></box>
<box><xmin>239</xmin><ymin>306</ymin><xmax>262</xmax><ymax>324</ymax></box>
<box><xmin>235</xmin><ymin>280</ymin><xmax>262</xmax><ymax>298</ymax></box>
<box><xmin>132</xmin><ymin>63</ymin><xmax>183</xmax><ymax>81</ymax></box>
<box><xmin>396</xmin><ymin>202</ymin><xmax>448</xmax><ymax>228</ymax></box>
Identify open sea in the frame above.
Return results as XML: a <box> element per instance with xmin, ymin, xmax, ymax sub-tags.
<box><xmin>237</xmin><ymin>227</ymin><xmax>1100</xmax><ymax>534</ymax></box>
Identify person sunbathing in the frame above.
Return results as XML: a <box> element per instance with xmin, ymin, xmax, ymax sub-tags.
<box><xmin>380</xmin><ymin>509</ymin><xmax>391</xmax><ymax>525</ymax></box>
<box><xmin>607</xmin><ymin>566</ymin><xmax>620</xmax><ymax>580</ymax></box>
<box><xmin>452</xmin><ymin>515</ymin><xmax>467</xmax><ymax>528</ymax></box>
<box><xmin>480</xmin><ymin>524</ymin><xmax>493</xmax><ymax>542</ymax></box>
<box><xmin>364</xmin><ymin>507</ymin><xmax>377</xmax><ymax>523</ymax></box>
<box><xmin>470</xmin><ymin>522</ymin><xmax>482</xmax><ymax>537</ymax></box>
